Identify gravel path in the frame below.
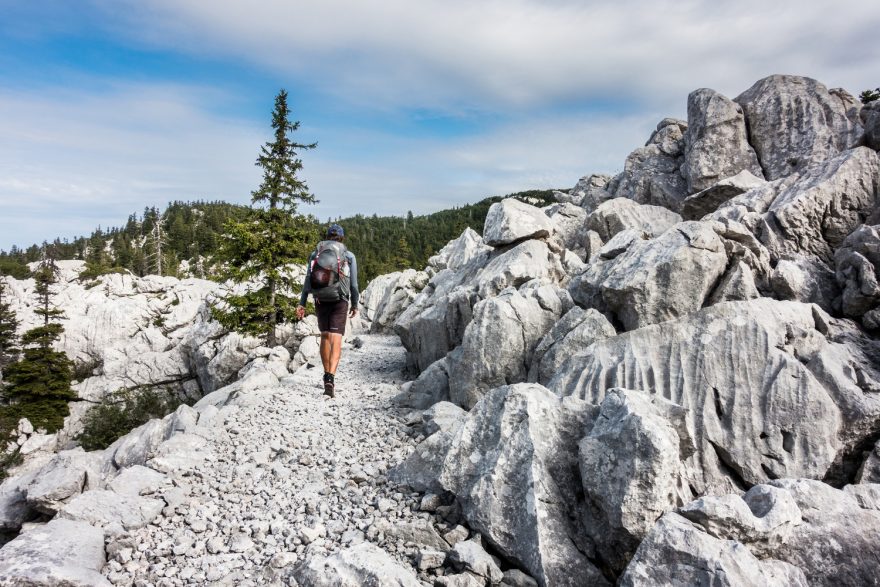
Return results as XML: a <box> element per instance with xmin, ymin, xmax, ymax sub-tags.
<box><xmin>102</xmin><ymin>334</ymin><xmax>453</xmax><ymax>586</ymax></box>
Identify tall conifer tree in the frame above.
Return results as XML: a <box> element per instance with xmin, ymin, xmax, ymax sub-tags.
<box><xmin>3</xmin><ymin>256</ymin><xmax>75</xmax><ymax>432</ymax></box>
<box><xmin>212</xmin><ymin>90</ymin><xmax>319</xmax><ymax>346</ymax></box>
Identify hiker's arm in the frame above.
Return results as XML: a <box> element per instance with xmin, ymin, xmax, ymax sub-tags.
<box><xmin>299</xmin><ymin>252</ymin><xmax>315</xmax><ymax>308</ymax></box>
<box><xmin>349</xmin><ymin>253</ymin><xmax>359</xmax><ymax>311</ymax></box>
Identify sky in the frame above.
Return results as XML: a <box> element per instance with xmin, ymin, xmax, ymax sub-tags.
<box><xmin>0</xmin><ymin>0</ymin><xmax>878</xmax><ymax>250</ymax></box>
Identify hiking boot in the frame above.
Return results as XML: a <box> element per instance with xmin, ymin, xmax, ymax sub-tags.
<box><xmin>323</xmin><ymin>372</ymin><xmax>335</xmax><ymax>398</ymax></box>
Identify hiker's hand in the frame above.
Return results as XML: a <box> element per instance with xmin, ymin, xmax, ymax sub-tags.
<box><xmin>349</xmin><ymin>308</ymin><xmax>358</xmax><ymax>318</ymax></box>
<box><xmin>296</xmin><ymin>305</ymin><xmax>306</xmax><ymax>320</ymax></box>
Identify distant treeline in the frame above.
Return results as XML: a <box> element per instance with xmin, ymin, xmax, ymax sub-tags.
<box><xmin>0</xmin><ymin>189</ymin><xmax>558</xmax><ymax>286</ymax></box>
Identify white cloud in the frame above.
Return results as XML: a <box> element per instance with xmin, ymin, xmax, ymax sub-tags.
<box><xmin>0</xmin><ymin>78</ymin><xmax>658</xmax><ymax>249</ymax></box>
<box><xmin>0</xmin><ymin>83</ymin><xmax>265</xmax><ymax>249</ymax></box>
<box><xmin>93</xmin><ymin>0</ymin><xmax>880</xmax><ymax>113</ymax></box>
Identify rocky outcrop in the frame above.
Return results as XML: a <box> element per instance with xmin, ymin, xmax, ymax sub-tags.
<box><xmin>483</xmin><ymin>199</ymin><xmax>553</xmax><ymax>247</ymax></box>
<box><xmin>446</xmin><ymin>284</ymin><xmax>569</xmax><ymax>409</ymax></box>
<box><xmin>759</xmin><ymin>147</ymin><xmax>880</xmax><ymax>263</ymax></box>
<box><xmin>620</xmin><ymin>511</ymin><xmax>806</xmax><ymax>586</ymax></box>
<box><xmin>734</xmin><ymin>75</ymin><xmax>864</xmax><ymax>180</ymax></box>
<box><xmin>610</xmin><ymin>118</ymin><xmax>689</xmax><ymax>211</ymax></box>
<box><xmin>527</xmin><ymin>306</ymin><xmax>616</xmax><ymax>385</ymax></box>
<box><xmin>549</xmin><ymin>299</ymin><xmax>880</xmax><ymax>494</ymax></box>
<box><xmin>438</xmin><ymin>384</ymin><xmax>608</xmax><ymax>587</ymax></box>
<box><xmin>681</xmin><ymin>170</ymin><xmax>766</xmax><ymax>220</ymax></box>
<box><xmin>427</xmin><ymin>227</ymin><xmax>492</xmax><ymax>274</ymax></box>
<box><xmin>863</xmin><ymin>100</ymin><xmax>880</xmax><ymax>151</ymax></box>
<box><xmin>835</xmin><ymin>224</ymin><xmax>880</xmax><ymax>327</ymax></box>
<box><xmin>623</xmin><ymin>480</ymin><xmax>880</xmax><ymax>586</ymax></box>
<box><xmin>293</xmin><ymin>542</ymin><xmax>421</xmax><ymax>586</ymax></box>
<box><xmin>0</xmin><ymin>518</ymin><xmax>110</xmax><ymax>586</ymax></box>
<box><xmin>683</xmin><ymin>88</ymin><xmax>764</xmax><ymax>194</ymax></box>
<box><xmin>543</xmin><ymin>202</ymin><xmax>589</xmax><ymax>258</ymax></box>
<box><xmin>355</xmin><ymin>269</ymin><xmax>428</xmax><ymax>334</ymax></box>
<box><xmin>586</xmin><ymin>198</ymin><xmax>682</xmax><ymax>241</ymax></box>
<box><xmin>395</xmin><ymin>238</ymin><xmax>565</xmax><ymax>373</ymax></box>
<box><xmin>579</xmin><ymin>389</ymin><xmax>694</xmax><ymax>572</ymax></box>
<box><xmin>569</xmin><ymin>221</ymin><xmax>728</xmax><ymax>330</ymax></box>
<box><xmin>570</xmin><ymin>173</ymin><xmax>614</xmax><ymax>212</ymax></box>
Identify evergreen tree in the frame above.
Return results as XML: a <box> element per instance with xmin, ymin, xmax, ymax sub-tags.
<box><xmin>212</xmin><ymin>90</ymin><xmax>319</xmax><ymax>346</ymax></box>
<box><xmin>2</xmin><ymin>257</ymin><xmax>75</xmax><ymax>432</ymax></box>
<box><xmin>0</xmin><ymin>275</ymin><xmax>19</xmax><ymax>372</ymax></box>
<box><xmin>860</xmin><ymin>88</ymin><xmax>880</xmax><ymax>104</ymax></box>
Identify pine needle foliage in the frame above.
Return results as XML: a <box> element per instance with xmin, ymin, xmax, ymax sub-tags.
<box><xmin>860</xmin><ymin>88</ymin><xmax>880</xmax><ymax>104</ymax></box>
<box><xmin>212</xmin><ymin>90</ymin><xmax>319</xmax><ymax>346</ymax></box>
<box><xmin>2</xmin><ymin>258</ymin><xmax>74</xmax><ymax>433</ymax></box>
<box><xmin>0</xmin><ymin>276</ymin><xmax>19</xmax><ymax>373</ymax></box>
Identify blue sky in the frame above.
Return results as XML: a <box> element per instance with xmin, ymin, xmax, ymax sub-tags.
<box><xmin>1</xmin><ymin>0</ymin><xmax>878</xmax><ymax>250</ymax></box>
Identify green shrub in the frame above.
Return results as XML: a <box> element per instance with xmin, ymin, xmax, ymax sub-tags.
<box><xmin>71</xmin><ymin>357</ymin><xmax>102</xmax><ymax>382</ymax></box>
<box><xmin>860</xmin><ymin>88</ymin><xmax>880</xmax><ymax>104</ymax></box>
<box><xmin>76</xmin><ymin>387</ymin><xmax>190</xmax><ymax>451</ymax></box>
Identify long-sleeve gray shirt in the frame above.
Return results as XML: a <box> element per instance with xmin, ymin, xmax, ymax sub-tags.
<box><xmin>299</xmin><ymin>249</ymin><xmax>359</xmax><ymax>308</ymax></box>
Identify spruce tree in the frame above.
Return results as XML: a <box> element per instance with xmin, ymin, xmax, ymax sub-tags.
<box><xmin>2</xmin><ymin>257</ymin><xmax>75</xmax><ymax>432</ymax></box>
<box><xmin>0</xmin><ymin>274</ymin><xmax>19</xmax><ymax>372</ymax></box>
<box><xmin>212</xmin><ymin>89</ymin><xmax>319</xmax><ymax>346</ymax></box>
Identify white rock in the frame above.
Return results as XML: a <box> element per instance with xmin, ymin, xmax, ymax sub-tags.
<box><xmin>0</xmin><ymin>518</ymin><xmax>110</xmax><ymax>586</ymax></box>
<box><xmin>483</xmin><ymin>199</ymin><xmax>553</xmax><ymax>247</ymax></box>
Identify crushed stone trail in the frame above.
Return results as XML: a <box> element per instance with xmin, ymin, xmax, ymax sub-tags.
<box><xmin>103</xmin><ymin>335</ymin><xmax>439</xmax><ymax>586</ymax></box>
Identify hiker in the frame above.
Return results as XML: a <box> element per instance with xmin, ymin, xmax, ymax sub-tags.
<box><xmin>296</xmin><ymin>223</ymin><xmax>359</xmax><ymax>397</ymax></box>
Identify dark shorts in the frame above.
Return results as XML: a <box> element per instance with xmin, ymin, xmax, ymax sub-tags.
<box><xmin>316</xmin><ymin>300</ymin><xmax>349</xmax><ymax>335</ymax></box>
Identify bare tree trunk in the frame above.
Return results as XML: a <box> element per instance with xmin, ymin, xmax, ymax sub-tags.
<box><xmin>267</xmin><ymin>277</ymin><xmax>277</xmax><ymax>347</ymax></box>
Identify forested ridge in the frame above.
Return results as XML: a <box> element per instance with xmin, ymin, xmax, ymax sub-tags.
<box><xmin>0</xmin><ymin>189</ymin><xmax>557</xmax><ymax>286</ymax></box>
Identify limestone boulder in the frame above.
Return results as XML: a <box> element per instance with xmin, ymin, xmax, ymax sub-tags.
<box><xmin>569</xmin><ymin>221</ymin><xmax>728</xmax><ymax>330</ymax></box>
<box><xmin>683</xmin><ymin>88</ymin><xmax>764</xmax><ymax>194</ymax></box>
<box><xmin>388</xmin><ymin>402</ymin><xmax>467</xmax><ymax>494</ymax></box>
<box><xmin>771</xmin><ymin>256</ymin><xmax>840</xmax><ymax>313</ymax></box>
<box><xmin>483</xmin><ymin>199</ymin><xmax>553</xmax><ymax>247</ymax></box>
<box><xmin>759</xmin><ymin>147</ymin><xmax>880</xmax><ymax>263</ymax></box>
<box><xmin>764</xmin><ymin>479</ymin><xmax>880</xmax><ymax>585</ymax></box>
<box><xmin>395</xmin><ymin>239</ymin><xmax>565</xmax><ymax>374</ymax></box>
<box><xmin>293</xmin><ymin>542</ymin><xmax>421</xmax><ymax>587</ymax></box>
<box><xmin>543</xmin><ymin>202</ymin><xmax>589</xmax><ymax>258</ymax></box>
<box><xmin>0</xmin><ymin>518</ymin><xmax>110</xmax><ymax>586</ymax></box>
<box><xmin>24</xmin><ymin>450</ymin><xmax>105</xmax><ymax>514</ymax></box>
<box><xmin>357</xmin><ymin>269</ymin><xmax>429</xmax><ymax>334</ymax></box>
<box><xmin>108</xmin><ymin>465</ymin><xmax>171</xmax><ymax>497</ymax></box>
<box><xmin>857</xmin><ymin>439</ymin><xmax>880</xmax><ymax>483</ymax></box>
<box><xmin>586</xmin><ymin>198</ymin><xmax>682</xmax><ymax>242</ymax></box>
<box><xmin>527</xmin><ymin>306</ymin><xmax>616</xmax><ymax>385</ymax></box>
<box><xmin>628</xmin><ymin>480</ymin><xmax>880</xmax><ymax>586</ymax></box>
<box><xmin>439</xmin><ymin>384</ymin><xmax>608</xmax><ymax>587</ymax></box>
<box><xmin>427</xmin><ymin>227</ymin><xmax>492</xmax><ymax>273</ymax></box>
<box><xmin>550</xmin><ymin>299</ymin><xmax>880</xmax><ymax>495</ymax></box>
<box><xmin>391</xmin><ymin>357</ymin><xmax>450</xmax><ymax>410</ymax></box>
<box><xmin>580</xmin><ymin>389</ymin><xmax>694</xmax><ymax>571</ymax></box>
<box><xmin>620</xmin><ymin>511</ymin><xmax>807</xmax><ymax>587</ymax></box>
<box><xmin>681</xmin><ymin>170</ymin><xmax>767</xmax><ymax>220</ymax></box>
<box><xmin>734</xmin><ymin>75</ymin><xmax>864</xmax><ymax>180</ymax></box>
<box><xmin>835</xmin><ymin>224</ymin><xmax>880</xmax><ymax>324</ymax></box>
<box><xmin>610</xmin><ymin>118</ymin><xmax>689</xmax><ymax>211</ymax></box>
<box><xmin>108</xmin><ymin>417</ymin><xmax>172</xmax><ymax>469</ymax></box>
<box><xmin>0</xmin><ymin>470</ymin><xmax>39</xmax><ymax>531</ymax></box>
<box><xmin>570</xmin><ymin>173</ymin><xmax>614</xmax><ymax>213</ymax></box>
<box><xmin>707</xmin><ymin>261</ymin><xmax>760</xmax><ymax>304</ymax></box>
<box><xmin>863</xmin><ymin>100</ymin><xmax>880</xmax><ymax>151</ymax></box>
<box><xmin>58</xmin><ymin>489</ymin><xmax>164</xmax><ymax>534</ymax></box>
<box><xmin>447</xmin><ymin>286</ymin><xmax>564</xmax><ymax>409</ymax></box>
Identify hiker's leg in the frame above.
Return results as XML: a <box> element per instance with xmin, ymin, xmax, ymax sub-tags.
<box><xmin>320</xmin><ymin>332</ymin><xmax>332</xmax><ymax>373</ymax></box>
<box><xmin>328</xmin><ymin>333</ymin><xmax>343</xmax><ymax>374</ymax></box>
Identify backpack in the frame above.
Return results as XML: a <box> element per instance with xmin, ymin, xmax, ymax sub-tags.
<box><xmin>309</xmin><ymin>240</ymin><xmax>351</xmax><ymax>303</ymax></box>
